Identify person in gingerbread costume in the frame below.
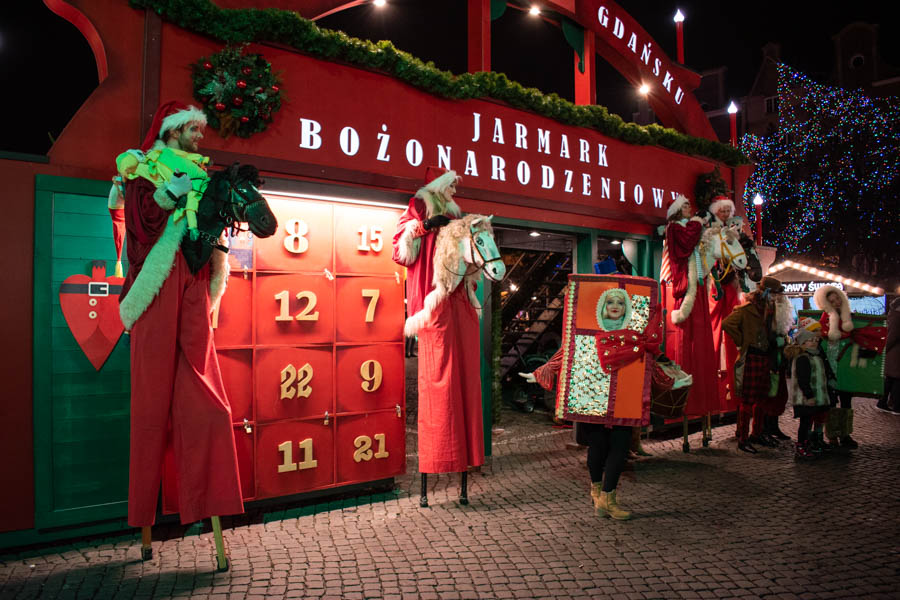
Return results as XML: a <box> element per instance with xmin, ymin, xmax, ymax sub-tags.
<box><xmin>392</xmin><ymin>167</ymin><xmax>484</xmax><ymax>507</ymax></box>
<box><xmin>114</xmin><ymin>101</ymin><xmax>243</xmax><ymax>566</ymax></box>
<box><xmin>663</xmin><ymin>195</ymin><xmax>718</xmax><ymax>422</ymax></box>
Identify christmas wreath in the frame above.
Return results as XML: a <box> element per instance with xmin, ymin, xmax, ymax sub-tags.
<box><xmin>192</xmin><ymin>45</ymin><xmax>283</xmax><ymax>139</ymax></box>
<box><xmin>694</xmin><ymin>165</ymin><xmax>730</xmax><ymax>212</ymax></box>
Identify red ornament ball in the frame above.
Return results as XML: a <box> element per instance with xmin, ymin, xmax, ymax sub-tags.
<box><xmin>203</xmin><ymin>61</ymin><xmax>213</xmax><ymax>70</ymax></box>
<box><xmin>214</xmin><ymin>102</ymin><xmax>226</xmax><ymax>112</ymax></box>
<box><xmin>271</xmin><ymin>85</ymin><xmax>280</xmax><ymax>93</ymax></box>
<box><xmin>232</xmin><ymin>96</ymin><xmax>244</xmax><ymax>107</ymax></box>
<box><xmin>240</xmin><ymin>116</ymin><xmax>250</xmax><ymax>123</ymax></box>
<box><xmin>242</xmin><ymin>66</ymin><xmax>252</xmax><ymax>76</ymax></box>
<box><xmin>236</xmin><ymin>80</ymin><xmax>247</xmax><ymax>89</ymax></box>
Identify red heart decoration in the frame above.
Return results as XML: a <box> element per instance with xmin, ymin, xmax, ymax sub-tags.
<box><xmin>59</xmin><ymin>261</ymin><xmax>126</xmax><ymax>371</ymax></box>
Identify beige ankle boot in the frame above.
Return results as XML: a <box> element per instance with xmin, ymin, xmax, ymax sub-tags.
<box><xmin>598</xmin><ymin>490</ymin><xmax>632</xmax><ymax>520</ymax></box>
<box><xmin>590</xmin><ymin>482</ymin><xmax>603</xmax><ymax>513</ymax></box>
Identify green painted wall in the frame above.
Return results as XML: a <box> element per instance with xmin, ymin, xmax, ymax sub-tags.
<box><xmin>33</xmin><ymin>176</ymin><xmax>131</xmax><ymax>530</ymax></box>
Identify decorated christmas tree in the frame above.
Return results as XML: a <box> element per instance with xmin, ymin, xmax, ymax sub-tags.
<box><xmin>740</xmin><ymin>64</ymin><xmax>900</xmax><ymax>278</ymax></box>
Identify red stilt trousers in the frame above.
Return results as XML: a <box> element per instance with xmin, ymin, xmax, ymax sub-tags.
<box><xmin>127</xmin><ymin>253</ymin><xmax>244</xmax><ymax>526</ymax></box>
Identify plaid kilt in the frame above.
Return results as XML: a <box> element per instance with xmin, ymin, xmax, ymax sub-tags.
<box><xmin>741</xmin><ymin>354</ymin><xmax>771</xmax><ymax>404</ymax></box>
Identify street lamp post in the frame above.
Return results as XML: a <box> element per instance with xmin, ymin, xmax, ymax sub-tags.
<box><xmin>673</xmin><ymin>10</ymin><xmax>685</xmax><ymax>64</ymax></box>
<box><xmin>753</xmin><ymin>194</ymin><xmax>764</xmax><ymax>246</ymax></box>
<box><xmin>728</xmin><ymin>101</ymin><xmax>738</xmax><ymax>147</ymax></box>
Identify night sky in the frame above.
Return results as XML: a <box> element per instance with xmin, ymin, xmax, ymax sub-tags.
<box><xmin>1</xmin><ymin>1</ymin><xmax>894</xmax><ymax>156</ymax></box>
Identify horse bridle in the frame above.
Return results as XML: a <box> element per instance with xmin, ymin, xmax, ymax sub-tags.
<box><xmin>442</xmin><ymin>226</ymin><xmax>503</xmax><ymax>280</ymax></box>
<box><xmin>704</xmin><ymin>230</ymin><xmax>747</xmax><ymax>283</ymax></box>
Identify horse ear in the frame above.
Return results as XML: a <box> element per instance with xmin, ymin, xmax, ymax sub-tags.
<box><xmin>470</xmin><ymin>217</ymin><xmax>483</xmax><ymax>229</ymax></box>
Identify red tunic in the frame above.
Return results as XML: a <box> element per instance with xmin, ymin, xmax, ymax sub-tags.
<box><xmin>665</xmin><ymin>220</ymin><xmax>718</xmax><ymax>416</ymax></box>
<box><xmin>392</xmin><ymin>196</ymin><xmax>437</xmax><ymax>317</ymax></box>
<box><xmin>709</xmin><ymin>280</ymin><xmax>741</xmax><ymax>413</ymax></box>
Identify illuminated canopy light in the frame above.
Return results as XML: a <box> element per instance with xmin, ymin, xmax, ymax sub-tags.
<box><xmin>673</xmin><ymin>9</ymin><xmax>685</xmax><ymax>22</ymax></box>
<box><xmin>611</xmin><ymin>240</ymin><xmax>622</xmax><ymax>245</ymax></box>
<box><xmin>529</xmin><ymin>231</ymin><xmax>541</xmax><ymax>237</ymax></box>
<box><xmin>638</xmin><ymin>84</ymin><xmax>650</xmax><ymax>95</ymax></box>
<box><xmin>766</xmin><ymin>261</ymin><xmax>884</xmax><ymax>295</ymax></box>
<box><xmin>373</xmin><ymin>0</ymin><xmax>386</xmax><ymax>6</ymax></box>
<box><xmin>728</xmin><ymin>101</ymin><xmax>739</xmax><ymax>114</ymax></box>
<box><xmin>529</xmin><ymin>6</ymin><xmax>540</xmax><ymax>15</ymax></box>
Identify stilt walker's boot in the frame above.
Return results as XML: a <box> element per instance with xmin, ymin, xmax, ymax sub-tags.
<box><xmin>598</xmin><ymin>490</ymin><xmax>632</xmax><ymax>520</ymax></box>
<box><xmin>825</xmin><ymin>409</ymin><xmax>842</xmax><ymax>445</ymax></box>
<box><xmin>591</xmin><ymin>482</ymin><xmax>604</xmax><ymax>514</ymax></box>
<box><xmin>841</xmin><ymin>408</ymin><xmax>858</xmax><ymax>449</ymax></box>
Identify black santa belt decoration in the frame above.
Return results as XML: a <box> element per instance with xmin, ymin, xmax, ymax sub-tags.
<box><xmin>59</xmin><ymin>260</ymin><xmax>126</xmax><ymax>370</ymax></box>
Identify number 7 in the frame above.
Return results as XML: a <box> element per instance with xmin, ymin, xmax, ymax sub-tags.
<box><xmin>361</xmin><ymin>289</ymin><xmax>380</xmax><ymax>322</ymax></box>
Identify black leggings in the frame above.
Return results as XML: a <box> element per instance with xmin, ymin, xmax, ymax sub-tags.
<box><xmin>797</xmin><ymin>415</ymin><xmax>812</xmax><ymax>444</ymax></box>
<box><xmin>584</xmin><ymin>424</ymin><xmax>631</xmax><ymax>492</ymax></box>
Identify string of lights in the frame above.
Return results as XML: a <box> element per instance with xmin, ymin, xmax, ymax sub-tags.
<box><xmin>739</xmin><ymin>63</ymin><xmax>900</xmax><ymax>259</ymax></box>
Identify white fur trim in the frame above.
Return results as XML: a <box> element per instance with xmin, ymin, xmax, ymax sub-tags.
<box><xmin>709</xmin><ymin>198</ymin><xmax>735</xmax><ymax>218</ymax></box>
<box><xmin>394</xmin><ymin>220</ymin><xmax>421</xmax><ymax>266</ymax></box>
<box><xmin>667</xmin><ymin>194</ymin><xmax>690</xmax><ymax>220</ymax></box>
<box><xmin>415</xmin><ymin>189</ymin><xmax>462</xmax><ymax>219</ymax></box>
<box><xmin>159</xmin><ymin>106</ymin><xmax>207</xmax><ymax>139</ymax></box>
<box><xmin>672</xmin><ymin>257</ymin><xmax>697</xmax><ymax>324</ymax></box>
<box><xmin>108</xmin><ymin>183</ymin><xmax>124</xmax><ymax>210</ymax></box>
<box><xmin>119</xmin><ymin>215</ymin><xmax>186</xmax><ymax>329</ymax></box>
<box><xmin>813</xmin><ymin>284</ymin><xmax>852</xmax><ymax>340</ymax></box>
<box><xmin>422</xmin><ymin>170</ymin><xmax>459</xmax><ymax>194</ymax></box>
<box><xmin>153</xmin><ymin>186</ymin><xmax>177</xmax><ymax>210</ymax></box>
<box><xmin>209</xmin><ymin>232</ymin><xmax>230</xmax><ymax>314</ymax></box>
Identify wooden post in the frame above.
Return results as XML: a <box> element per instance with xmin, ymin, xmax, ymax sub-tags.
<box><xmin>211</xmin><ymin>516</ymin><xmax>228</xmax><ymax>572</ymax></box>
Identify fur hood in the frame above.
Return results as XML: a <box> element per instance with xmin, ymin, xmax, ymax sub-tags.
<box><xmin>414</xmin><ymin>171</ymin><xmax>462</xmax><ymax>219</ymax></box>
<box><xmin>596</xmin><ymin>288</ymin><xmax>632</xmax><ymax>331</ymax></box>
<box><xmin>814</xmin><ymin>284</ymin><xmax>853</xmax><ymax>341</ymax></box>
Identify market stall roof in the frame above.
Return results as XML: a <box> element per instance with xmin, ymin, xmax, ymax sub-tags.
<box><xmin>767</xmin><ymin>260</ymin><xmax>884</xmax><ymax>295</ymax></box>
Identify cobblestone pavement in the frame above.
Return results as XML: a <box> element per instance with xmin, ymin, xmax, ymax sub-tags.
<box><xmin>2</xmin><ymin>396</ymin><xmax>899</xmax><ymax>599</ymax></box>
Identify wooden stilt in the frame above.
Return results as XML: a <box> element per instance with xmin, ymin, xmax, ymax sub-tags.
<box><xmin>419</xmin><ymin>473</ymin><xmax>428</xmax><ymax>508</ymax></box>
<box><xmin>140</xmin><ymin>526</ymin><xmax>152</xmax><ymax>561</ymax></box>
<box><xmin>210</xmin><ymin>516</ymin><xmax>228</xmax><ymax>572</ymax></box>
<box><xmin>459</xmin><ymin>471</ymin><xmax>468</xmax><ymax>505</ymax></box>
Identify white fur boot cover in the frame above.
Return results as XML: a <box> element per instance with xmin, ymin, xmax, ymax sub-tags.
<box><xmin>208</xmin><ymin>232</ymin><xmax>230</xmax><ymax>316</ymax></box>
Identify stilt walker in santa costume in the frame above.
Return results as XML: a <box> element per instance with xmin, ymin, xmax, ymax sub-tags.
<box><xmin>664</xmin><ymin>195</ymin><xmax>718</xmax><ymax>426</ymax></box>
<box><xmin>393</xmin><ymin>168</ymin><xmax>483</xmax><ymax>507</ymax></box>
<box><xmin>113</xmin><ymin>101</ymin><xmax>243</xmax><ymax>568</ymax></box>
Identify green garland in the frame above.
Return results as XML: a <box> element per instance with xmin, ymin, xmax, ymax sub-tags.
<box><xmin>130</xmin><ymin>0</ymin><xmax>749</xmax><ymax>166</ymax></box>
<box><xmin>192</xmin><ymin>45</ymin><xmax>283</xmax><ymax>138</ymax></box>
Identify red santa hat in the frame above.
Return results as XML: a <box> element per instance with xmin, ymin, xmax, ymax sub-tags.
<box><xmin>666</xmin><ymin>194</ymin><xmax>691</xmax><ymax>220</ymax></box>
<box><xmin>709</xmin><ymin>195</ymin><xmax>735</xmax><ymax>217</ymax></box>
<box><xmin>140</xmin><ymin>100</ymin><xmax>207</xmax><ymax>152</ymax></box>
<box><xmin>422</xmin><ymin>166</ymin><xmax>460</xmax><ymax>194</ymax></box>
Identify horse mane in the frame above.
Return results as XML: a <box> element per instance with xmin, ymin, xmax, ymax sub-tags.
<box><xmin>404</xmin><ymin>214</ymin><xmax>494</xmax><ymax>337</ymax></box>
<box><xmin>432</xmin><ymin>215</ymin><xmax>493</xmax><ymax>293</ymax></box>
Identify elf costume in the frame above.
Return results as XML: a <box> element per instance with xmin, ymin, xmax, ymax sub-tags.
<box><xmin>115</xmin><ymin>101</ymin><xmax>243</xmax><ymax>527</ymax></box>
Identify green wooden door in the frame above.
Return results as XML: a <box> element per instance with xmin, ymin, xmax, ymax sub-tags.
<box><xmin>34</xmin><ymin>175</ymin><xmax>130</xmax><ymax>528</ymax></box>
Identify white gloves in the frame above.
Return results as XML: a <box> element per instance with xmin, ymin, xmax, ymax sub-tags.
<box><xmin>167</xmin><ymin>173</ymin><xmax>192</xmax><ymax>198</ymax></box>
<box><xmin>518</xmin><ymin>372</ymin><xmax>536</xmax><ymax>383</ymax></box>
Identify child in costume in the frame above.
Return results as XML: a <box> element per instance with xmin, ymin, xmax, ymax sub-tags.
<box><xmin>787</xmin><ymin>320</ymin><xmax>835</xmax><ymax>460</ymax></box>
